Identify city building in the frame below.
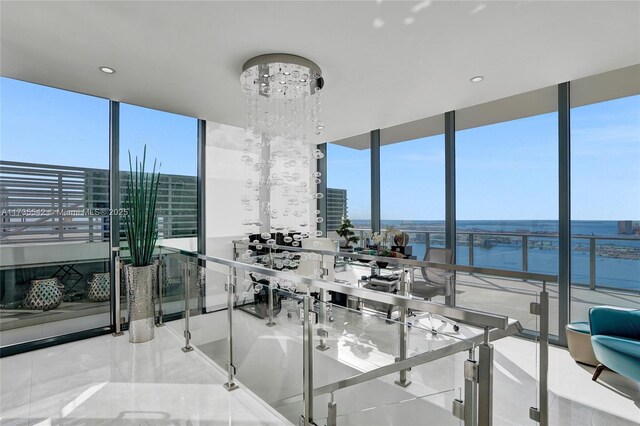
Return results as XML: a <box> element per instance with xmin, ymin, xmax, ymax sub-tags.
<box><xmin>326</xmin><ymin>188</ymin><xmax>348</xmax><ymax>234</ymax></box>
<box><xmin>0</xmin><ymin>2</ymin><xmax>638</xmax><ymax>425</ymax></box>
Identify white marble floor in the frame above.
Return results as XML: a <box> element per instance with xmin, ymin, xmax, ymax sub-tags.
<box><xmin>0</xmin><ymin>326</ymin><xmax>290</xmax><ymax>425</ymax></box>
<box><xmin>2</xmin><ymin>312</ymin><xmax>639</xmax><ymax>426</ymax></box>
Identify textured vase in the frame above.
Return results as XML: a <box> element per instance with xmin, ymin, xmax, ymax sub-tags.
<box><xmin>124</xmin><ymin>264</ymin><xmax>156</xmax><ymax>343</ymax></box>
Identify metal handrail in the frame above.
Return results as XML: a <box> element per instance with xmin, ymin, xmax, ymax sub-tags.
<box><xmin>159</xmin><ymin>245</ymin><xmax>511</xmax><ymax>330</ymax></box>
<box><xmin>353</xmin><ymin>227</ymin><xmax>640</xmax><ymax>241</ymax></box>
<box><xmin>268</xmin><ymin>318</ymin><xmax>522</xmax><ymax>410</ymax></box>
<box><xmin>313</xmin><ymin>319</ymin><xmax>521</xmax><ymax>398</ymax></box>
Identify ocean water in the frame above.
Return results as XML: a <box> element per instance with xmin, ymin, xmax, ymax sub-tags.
<box><xmin>352</xmin><ymin>220</ymin><xmax>640</xmax><ymax>291</ymax></box>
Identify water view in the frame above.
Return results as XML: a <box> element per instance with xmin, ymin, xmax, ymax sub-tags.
<box><xmin>352</xmin><ymin>220</ymin><xmax>640</xmax><ymax>291</ymax></box>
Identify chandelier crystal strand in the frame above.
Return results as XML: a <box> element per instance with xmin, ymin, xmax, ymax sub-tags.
<box><xmin>240</xmin><ymin>54</ymin><xmax>325</xmax><ymax>255</ymax></box>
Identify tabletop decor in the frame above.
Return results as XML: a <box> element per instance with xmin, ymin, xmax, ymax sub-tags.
<box><xmin>336</xmin><ymin>217</ymin><xmax>360</xmax><ymax>251</ymax></box>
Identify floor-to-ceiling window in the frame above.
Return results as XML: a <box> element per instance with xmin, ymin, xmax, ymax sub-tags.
<box><xmin>0</xmin><ymin>77</ymin><xmax>110</xmax><ymax>346</ymax></box>
<box><xmin>119</xmin><ymin>104</ymin><xmax>198</xmax><ymax>318</ymax></box>
<box><xmin>326</xmin><ymin>141</ymin><xmax>371</xmax><ymax>243</ymax></box>
<box><xmin>381</xmin><ymin>129</ymin><xmax>445</xmax><ymax>261</ymax></box>
<box><xmin>570</xmin><ymin>86</ymin><xmax>640</xmax><ymax>321</ymax></box>
<box><xmin>455</xmin><ymin>87</ymin><xmax>560</xmax><ymax>335</ymax></box>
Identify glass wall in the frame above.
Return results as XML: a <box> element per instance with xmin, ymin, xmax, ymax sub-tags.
<box><xmin>119</xmin><ymin>104</ymin><xmax>198</xmax><ymax>318</ymax></box>
<box><xmin>119</xmin><ymin>103</ymin><xmax>198</xmax><ymax>248</ymax></box>
<box><xmin>570</xmin><ymin>93</ymin><xmax>640</xmax><ymax>321</ymax></box>
<box><xmin>381</xmin><ymin>134</ymin><xmax>445</xmax><ymax>260</ymax></box>
<box><xmin>326</xmin><ymin>142</ymin><xmax>371</xmax><ymax>242</ymax></box>
<box><xmin>455</xmin><ymin>91</ymin><xmax>559</xmax><ymax>335</ymax></box>
<box><xmin>0</xmin><ymin>77</ymin><xmax>111</xmax><ymax>346</ymax></box>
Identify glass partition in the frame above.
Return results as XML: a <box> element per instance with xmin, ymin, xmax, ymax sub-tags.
<box><xmin>380</xmin><ymin>134</ymin><xmax>445</xmax><ymax>261</ymax></box>
<box><xmin>570</xmin><ymin>93</ymin><xmax>640</xmax><ymax>321</ymax></box>
<box><xmin>326</xmin><ymin>143</ymin><xmax>371</xmax><ymax>241</ymax></box>
<box><xmin>119</xmin><ymin>103</ymin><xmax>198</xmax><ymax>248</ymax></box>
<box><xmin>0</xmin><ymin>77</ymin><xmax>111</xmax><ymax>346</ymax></box>
<box><xmin>455</xmin><ymin>93</ymin><xmax>559</xmax><ymax>336</ymax></box>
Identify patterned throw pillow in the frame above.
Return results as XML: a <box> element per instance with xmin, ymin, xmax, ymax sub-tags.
<box><xmin>88</xmin><ymin>272</ymin><xmax>110</xmax><ymax>302</ymax></box>
<box><xmin>23</xmin><ymin>278</ymin><xmax>64</xmax><ymax>311</ymax></box>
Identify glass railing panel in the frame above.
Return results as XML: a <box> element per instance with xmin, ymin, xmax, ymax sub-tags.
<box><xmin>525</xmin><ymin>235</ymin><xmax>559</xmax><ymax>276</ymax></box>
<box><xmin>456</xmin><ymin>233</ymin><xmax>471</xmax><ymax>266</ymax></box>
<box><xmin>454</xmin><ymin>269</ymin><xmax>558</xmax><ymax>335</ymax></box>
<box><xmin>158</xmin><ymin>251</ymin><xmax>188</xmax><ymax>318</ymax></box>
<box><xmin>492</xmin><ymin>291</ymin><xmax>540</xmax><ymax>425</ymax></box>
<box><xmin>593</xmin><ymin>238</ymin><xmax>640</xmax><ymax>291</ymax></box>
<box><xmin>0</xmin><ymin>253</ymin><xmax>111</xmax><ymax>347</ymax></box>
<box><xmin>314</xmin><ymin>298</ymin><xmax>399</xmax><ymax>373</ymax></box>
<box><xmin>570</xmin><ymin>236</ymin><xmax>640</xmax><ymax>322</ymax></box>
<box><xmin>178</xmin><ymin>260</ymin><xmax>212</xmax><ymax>345</ymax></box>
<box><xmin>168</xmin><ymin>244</ymin><xmax>530</xmax><ymax>424</ymax></box>
<box><xmin>217</xmin><ymin>267</ymin><xmax>306</xmax><ymax>425</ymax></box>
<box><xmin>316</xmin><ymin>387</ymin><xmax>462</xmax><ymax>426</ymax></box>
<box><xmin>570</xmin><ymin>236</ymin><xmax>590</xmax><ymax>287</ymax></box>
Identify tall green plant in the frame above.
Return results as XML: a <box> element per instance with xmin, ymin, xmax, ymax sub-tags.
<box><xmin>124</xmin><ymin>146</ymin><xmax>161</xmax><ymax>267</ymax></box>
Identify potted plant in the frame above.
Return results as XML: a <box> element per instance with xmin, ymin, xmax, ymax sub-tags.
<box><xmin>336</xmin><ymin>217</ymin><xmax>360</xmax><ymax>252</ymax></box>
<box><xmin>123</xmin><ymin>146</ymin><xmax>161</xmax><ymax>343</ymax></box>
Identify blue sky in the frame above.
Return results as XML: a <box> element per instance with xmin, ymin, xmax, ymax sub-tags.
<box><xmin>329</xmin><ymin>96</ymin><xmax>640</xmax><ymax>221</ymax></box>
<box><xmin>1</xmin><ymin>77</ymin><xmax>638</xmax><ymax>220</ymax></box>
<box><xmin>0</xmin><ymin>77</ymin><xmax>196</xmax><ymax>175</ymax></box>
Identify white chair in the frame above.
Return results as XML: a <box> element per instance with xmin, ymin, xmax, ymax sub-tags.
<box><xmin>412</xmin><ymin>248</ymin><xmax>454</xmax><ymax>299</ymax></box>
<box><xmin>410</xmin><ymin>248</ymin><xmax>459</xmax><ymax>333</ymax></box>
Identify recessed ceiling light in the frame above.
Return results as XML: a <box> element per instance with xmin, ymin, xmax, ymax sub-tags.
<box><xmin>470</xmin><ymin>75</ymin><xmax>484</xmax><ymax>83</ymax></box>
<box><xmin>99</xmin><ymin>66</ymin><xmax>116</xmax><ymax>74</ymax></box>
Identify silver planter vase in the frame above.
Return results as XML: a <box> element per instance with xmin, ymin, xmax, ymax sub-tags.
<box><xmin>124</xmin><ymin>263</ymin><xmax>156</xmax><ymax>343</ymax></box>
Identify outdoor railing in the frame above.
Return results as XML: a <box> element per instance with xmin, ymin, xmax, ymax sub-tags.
<box><xmin>0</xmin><ymin>160</ymin><xmax>197</xmax><ymax>244</ymax></box>
<box><xmin>354</xmin><ymin>228</ymin><xmax>639</xmax><ymax>293</ymax></box>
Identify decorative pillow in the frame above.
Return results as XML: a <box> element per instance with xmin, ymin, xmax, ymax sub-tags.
<box><xmin>88</xmin><ymin>272</ymin><xmax>110</xmax><ymax>302</ymax></box>
<box><xmin>23</xmin><ymin>278</ymin><xmax>64</xmax><ymax>311</ymax></box>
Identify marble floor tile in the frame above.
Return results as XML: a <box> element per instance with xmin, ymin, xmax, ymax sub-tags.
<box><xmin>0</xmin><ymin>327</ymin><xmax>289</xmax><ymax>426</ymax></box>
<box><xmin>3</xmin><ymin>312</ymin><xmax>639</xmax><ymax>426</ymax></box>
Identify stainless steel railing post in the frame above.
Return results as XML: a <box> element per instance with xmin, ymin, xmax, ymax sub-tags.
<box><xmin>539</xmin><ymin>282</ymin><xmax>549</xmax><ymax>425</ymax></box>
<box><xmin>266</xmin><ymin>282</ymin><xmax>276</xmax><ymax>327</ymax></box>
<box><xmin>522</xmin><ymin>235</ymin><xmax>529</xmax><ymax>277</ymax></box>
<box><xmin>395</xmin><ymin>270</ymin><xmax>411</xmax><ymax>387</ymax></box>
<box><xmin>182</xmin><ymin>258</ymin><xmax>194</xmax><ymax>352</ymax></box>
<box><xmin>478</xmin><ymin>327</ymin><xmax>494</xmax><ymax>426</ymax></box>
<box><xmin>224</xmin><ymin>267</ymin><xmax>239</xmax><ymax>391</ymax></box>
<box><xmin>156</xmin><ymin>255</ymin><xmax>165</xmax><ymax>327</ymax></box>
<box><xmin>327</xmin><ymin>392</ymin><xmax>337</xmax><ymax>426</ymax></box>
<box><xmin>302</xmin><ymin>293</ymin><xmax>315</xmax><ymax>426</ymax></box>
<box><xmin>468</xmin><ymin>233</ymin><xmax>474</xmax><ymax>268</ymax></box>
<box><xmin>529</xmin><ymin>281</ymin><xmax>549</xmax><ymax>425</ymax></box>
<box><xmin>589</xmin><ymin>238</ymin><xmax>597</xmax><ymax>291</ymax></box>
<box><xmin>112</xmin><ymin>252</ymin><xmax>124</xmax><ymax>336</ymax></box>
<box><xmin>464</xmin><ymin>348</ymin><xmax>478</xmax><ymax>426</ymax></box>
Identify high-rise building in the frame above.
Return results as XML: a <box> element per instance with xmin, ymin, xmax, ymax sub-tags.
<box><xmin>326</xmin><ymin>188</ymin><xmax>347</xmax><ymax>233</ymax></box>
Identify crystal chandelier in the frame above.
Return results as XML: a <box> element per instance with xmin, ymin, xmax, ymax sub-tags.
<box><xmin>239</xmin><ymin>54</ymin><xmax>325</xmax><ymax>249</ymax></box>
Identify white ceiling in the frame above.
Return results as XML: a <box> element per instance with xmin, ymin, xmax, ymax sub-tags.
<box><xmin>1</xmin><ymin>1</ymin><xmax>639</xmax><ymax>145</ymax></box>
